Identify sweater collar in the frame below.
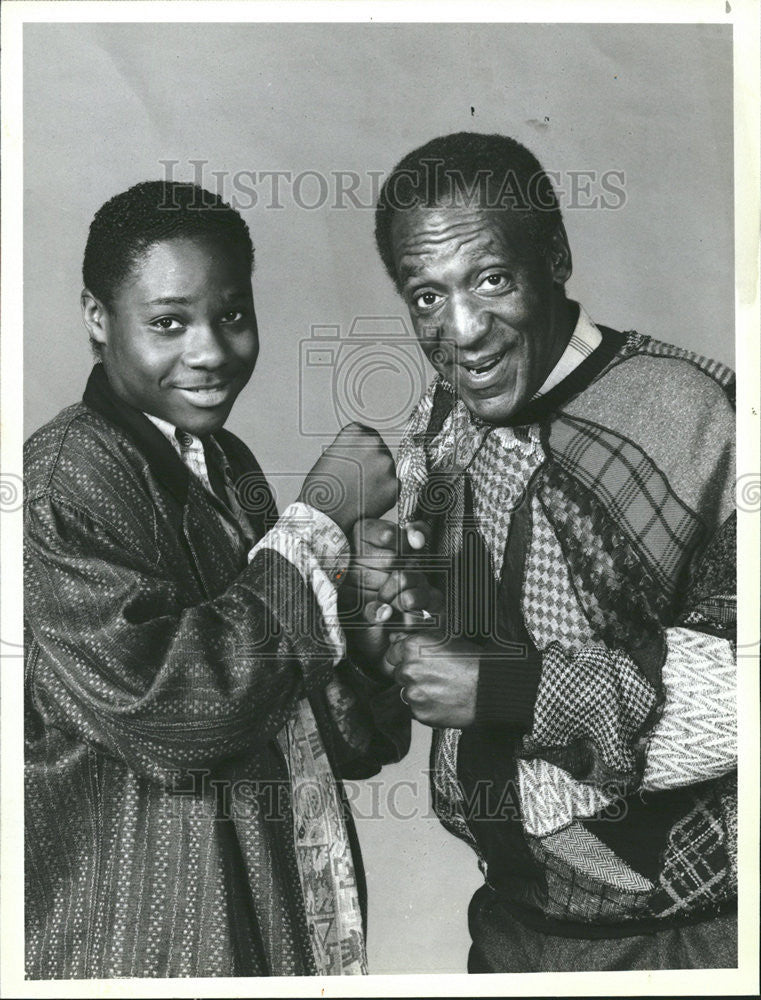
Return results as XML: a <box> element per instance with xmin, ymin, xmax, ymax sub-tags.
<box><xmin>82</xmin><ymin>363</ymin><xmax>190</xmax><ymax>505</ymax></box>
<box><xmin>417</xmin><ymin>318</ymin><xmax>628</xmax><ymax>448</ymax></box>
<box><xmin>504</xmin><ymin>321</ymin><xmax>627</xmax><ymax>427</ymax></box>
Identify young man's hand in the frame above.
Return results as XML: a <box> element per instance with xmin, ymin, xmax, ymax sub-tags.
<box><xmin>338</xmin><ymin>518</ymin><xmax>444</xmax><ymax>676</ymax></box>
<box><xmin>385</xmin><ymin>631</ymin><xmax>480</xmax><ymax>729</ymax></box>
<box><xmin>299</xmin><ymin>423</ymin><xmax>398</xmax><ymax>536</ymax></box>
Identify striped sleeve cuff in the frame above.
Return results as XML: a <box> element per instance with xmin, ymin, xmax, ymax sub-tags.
<box><xmin>248</xmin><ymin>502</ymin><xmax>349</xmax><ymax>664</ymax></box>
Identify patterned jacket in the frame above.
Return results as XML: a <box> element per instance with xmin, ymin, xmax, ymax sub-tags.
<box><xmin>397</xmin><ymin>322</ymin><xmax>737</xmax><ymax>934</ymax></box>
<box><xmin>24</xmin><ymin>365</ymin><xmax>410</xmax><ymax>978</ymax></box>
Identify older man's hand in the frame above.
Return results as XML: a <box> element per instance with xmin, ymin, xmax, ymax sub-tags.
<box><xmin>385</xmin><ymin>630</ymin><xmax>480</xmax><ymax>728</ymax></box>
<box><xmin>338</xmin><ymin>518</ymin><xmax>444</xmax><ymax>679</ymax></box>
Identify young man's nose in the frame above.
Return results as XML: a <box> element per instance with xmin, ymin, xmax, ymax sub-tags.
<box><xmin>183</xmin><ymin>323</ymin><xmax>230</xmax><ymax>368</ymax></box>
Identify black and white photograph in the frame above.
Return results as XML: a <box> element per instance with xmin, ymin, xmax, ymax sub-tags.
<box><xmin>1</xmin><ymin>1</ymin><xmax>758</xmax><ymax>996</ymax></box>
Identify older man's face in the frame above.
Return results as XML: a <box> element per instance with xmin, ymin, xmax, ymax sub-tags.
<box><xmin>391</xmin><ymin>202</ymin><xmax>569</xmax><ymax>424</ymax></box>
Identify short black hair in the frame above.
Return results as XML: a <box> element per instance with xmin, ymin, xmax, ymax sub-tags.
<box><xmin>374</xmin><ymin>132</ymin><xmax>562</xmax><ymax>288</ymax></box>
<box><xmin>82</xmin><ymin>180</ymin><xmax>254</xmax><ymax>308</ymax></box>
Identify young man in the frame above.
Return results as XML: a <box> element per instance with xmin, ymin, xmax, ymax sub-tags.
<box><xmin>24</xmin><ymin>181</ymin><xmax>429</xmax><ymax>978</ymax></box>
<box><xmin>347</xmin><ymin>132</ymin><xmax>737</xmax><ymax>971</ymax></box>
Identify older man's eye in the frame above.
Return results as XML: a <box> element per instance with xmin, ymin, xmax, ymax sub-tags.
<box><xmin>478</xmin><ymin>273</ymin><xmax>510</xmax><ymax>293</ymax></box>
<box><xmin>414</xmin><ymin>291</ymin><xmax>442</xmax><ymax>310</ymax></box>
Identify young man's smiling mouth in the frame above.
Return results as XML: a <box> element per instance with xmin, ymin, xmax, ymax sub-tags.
<box><xmin>173</xmin><ymin>380</ymin><xmax>234</xmax><ymax>407</ymax></box>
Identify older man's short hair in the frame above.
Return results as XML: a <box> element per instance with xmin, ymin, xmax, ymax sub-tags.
<box><xmin>374</xmin><ymin>131</ymin><xmax>562</xmax><ymax>288</ymax></box>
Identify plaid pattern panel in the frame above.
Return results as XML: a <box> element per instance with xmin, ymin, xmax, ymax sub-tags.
<box><xmin>717</xmin><ymin>774</ymin><xmax>738</xmax><ymax>892</ymax></box>
<box><xmin>548</xmin><ymin>414</ymin><xmax>705</xmax><ymax>600</ymax></box>
<box><xmin>524</xmin><ymin>643</ymin><xmax>658</xmax><ymax>784</ymax></box>
<box><xmin>649</xmin><ymin>788</ymin><xmax>733</xmax><ymax>917</ymax></box>
<box><xmin>641</xmin><ymin>628</ymin><xmax>736</xmax><ymax>792</ymax></box>
<box><xmin>516</xmin><ymin>757</ymin><xmax>614</xmax><ymax>837</ymax></box>
<box><xmin>537</xmin><ymin>463</ymin><xmax>670</xmax><ymax>649</ymax></box>
<box><xmin>523</xmin><ymin>496</ymin><xmax>596</xmax><ymax>651</ymax></box>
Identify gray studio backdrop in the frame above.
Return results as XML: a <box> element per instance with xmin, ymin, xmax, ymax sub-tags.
<box><xmin>24</xmin><ymin>22</ymin><xmax>734</xmax><ymax>975</ymax></box>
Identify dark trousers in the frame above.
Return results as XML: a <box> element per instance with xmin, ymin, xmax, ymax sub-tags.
<box><xmin>468</xmin><ymin>885</ymin><xmax>738</xmax><ymax>973</ymax></box>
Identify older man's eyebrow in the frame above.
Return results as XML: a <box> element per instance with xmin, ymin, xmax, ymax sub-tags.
<box><xmin>398</xmin><ymin>240</ymin><xmax>508</xmax><ymax>284</ymax></box>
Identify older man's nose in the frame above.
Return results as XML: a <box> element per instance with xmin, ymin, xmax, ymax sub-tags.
<box><xmin>447</xmin><ymin>294</ymin><xmax>491</xmax><ymax>348</ymax></box>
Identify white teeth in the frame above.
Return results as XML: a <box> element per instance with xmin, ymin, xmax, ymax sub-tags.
<box><xmin>465</xmin><ymin>356</ymin><xmax>501</xmax><ymax>374</ymax></box>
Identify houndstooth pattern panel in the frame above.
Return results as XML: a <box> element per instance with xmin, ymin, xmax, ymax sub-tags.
<box><xmin>526</xmin><ymin>642</ymin><xmax>658</xmax><ymax>781</ymax></box>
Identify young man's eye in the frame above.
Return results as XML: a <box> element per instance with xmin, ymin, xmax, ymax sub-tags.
<box><xmin>413</xmin><ymin>291</ymin><xmax>443</xmax><ymax>311</ymax></box>
<box><xmin>220</xmin><ymin>310</ymin><xmax>244</xmax><ymax>324</ymax></box>
<box><xmin>150</xmin><ymin>317</ymin><xmax>184</xmax><ymax>332</ymax></box>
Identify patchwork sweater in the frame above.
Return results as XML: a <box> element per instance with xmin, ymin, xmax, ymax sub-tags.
<box><xmin>397</xmin><ymin>323</ymin><xmax>737</xmax><ymax>934</ymax></box>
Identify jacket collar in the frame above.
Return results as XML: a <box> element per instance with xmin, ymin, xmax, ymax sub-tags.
<box><xmin>82</xmin><ymin>363</ymin><xmax>190</xmax><ymax>505</ymax></box>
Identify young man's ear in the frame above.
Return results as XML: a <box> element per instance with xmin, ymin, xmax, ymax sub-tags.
<box><xmin>81</xmin><ymin>288</ymin><xmax>109</xmax><ymax>352</ymax></box>
<box><xmin>548</xmin><ymin>225</ymin><xmax>573</xmax><ymax>285</ymax></box>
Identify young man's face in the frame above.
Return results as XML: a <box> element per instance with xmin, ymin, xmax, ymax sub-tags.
<box><xmin>86</xmin><ymin>236</ymin><xmax>259</xmax><ymax>435</ymax></box>
<box><xmin>391</xmin><ymin>201</ymin><xmax>570</xmax><ymax>425</ymax></box>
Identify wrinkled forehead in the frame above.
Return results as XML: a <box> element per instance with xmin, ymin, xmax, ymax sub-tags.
<box><xmin>390</xmin><ymin>201</ymin><xmax>537</xmax><ymax>278</ymax></box>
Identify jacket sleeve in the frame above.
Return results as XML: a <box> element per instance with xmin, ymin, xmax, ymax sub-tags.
<box><xmin>322</xmin><ymin>657</ymin><xmax>412</xmax><ymax>780</ymax></box>
<box><xmin>25</xmin><ymin>491</ymin><xmax>339</xmax><ymax>783</ymax></box>
<box><xmin>250</xmin><ymin>503</ymin><xmax>412</xmax><ymax>777</ymax></box>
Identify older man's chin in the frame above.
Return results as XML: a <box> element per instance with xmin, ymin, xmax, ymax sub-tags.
<box><xmin>460</xmin><ymin>386</ymin><xmax>529</xmax><ymax>425</ymax></box>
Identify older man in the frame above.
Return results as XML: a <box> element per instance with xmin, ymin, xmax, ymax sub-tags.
<box><xmin>348</xmin><ymin>132</ymin><xmax>737</xmax><ymax>971</ymax></box>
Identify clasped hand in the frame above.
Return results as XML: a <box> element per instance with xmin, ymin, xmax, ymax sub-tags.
<box><xmin>338</xmin><ymin>518</ymin><xmax>480</xmax><ymax>729</ymax></box>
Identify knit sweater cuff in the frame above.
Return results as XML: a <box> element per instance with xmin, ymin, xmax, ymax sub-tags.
<box><xmin>476</xmin><ymin>646</ymin><xmax>544</xmax><ymax>728</ymax></box>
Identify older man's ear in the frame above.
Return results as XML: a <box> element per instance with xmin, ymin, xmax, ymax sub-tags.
<box><xmin>548</xmin><ymin>225</ymin><xmax>573</xmax><ymax>285</ymax></box>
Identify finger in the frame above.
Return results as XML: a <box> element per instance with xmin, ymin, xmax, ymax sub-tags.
<box><xmin>384</xmin><ymin>633</ymin><xmax>409</xmax><ymax>669</ymax></box>
<box><xmin>364</xmin><ymin>600</ymin><xmax>394</xmax><ymax>624</ymax></box>
<box><xmin>403</xmin><ymin>520</ymin><xmax>432</xmax><ymax>552</ymax></box>
<box><xmin>377</xmin><ymin>569</ymin><xmax>424</xmax><ymax>605</ymax></box>
<box><xmin>391</xmin><ymin>586</ymin><xmax>435</xmax><ymax>614</ymax></box>
<box><xmin>349</xmin><ymin>564</ymin><xmax>394</xmax><ymax>591</ymax></box>
<box><xmin>339</xmin><ymin>421</ymin><xmax>380</xmax><ymax>439</ymax></box>
<box><xmin>353</xmin><ymin>518</ymin><xmax>399</xmax><ymax>552</ymax></box>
